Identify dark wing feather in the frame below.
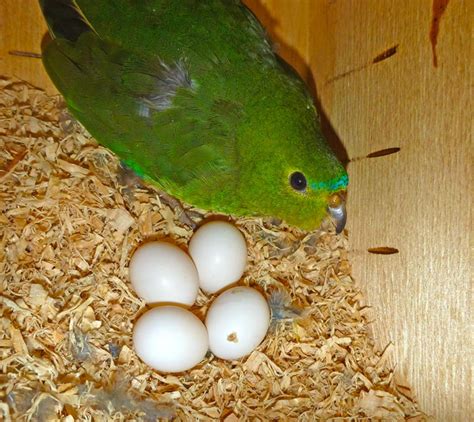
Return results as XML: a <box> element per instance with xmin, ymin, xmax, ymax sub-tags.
<box><xmin>42</xmin><ymin>32</ymin><xmax>242</xmax><ymax>200</ymax></box>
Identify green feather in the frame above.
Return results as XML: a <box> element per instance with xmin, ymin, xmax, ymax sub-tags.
<box><xmin>40</xmin><ymin>0</ymin><xmax>348</xmax><ymax>230</ymax></box>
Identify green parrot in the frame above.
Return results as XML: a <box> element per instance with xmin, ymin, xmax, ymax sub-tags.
<box><xmin>39</xmin><ymin>0</ymin><xmax>348</xmax><ymax>232</ymax></box>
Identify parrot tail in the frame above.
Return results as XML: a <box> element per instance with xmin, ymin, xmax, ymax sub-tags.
<box><xmin>39</xmin><ymin>0</ymin><xmax>91</xmax><ymax>41</ymax></box>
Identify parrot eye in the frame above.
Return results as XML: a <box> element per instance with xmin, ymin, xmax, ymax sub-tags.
<box><xmin>289</xmin><ymin>171</ymin><xmax>307</xmax><ymax>192</ymax></box>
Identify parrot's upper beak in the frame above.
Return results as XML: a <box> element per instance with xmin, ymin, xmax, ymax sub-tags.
<box><xmin>328</xmin><ymin>192</ymin><xmax>347</xmax><ymax>234</ymax></box>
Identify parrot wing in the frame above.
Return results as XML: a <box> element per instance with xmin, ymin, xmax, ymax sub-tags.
<box><xmin>41</xmin><ymin>1</ymin><xmax>245</xmax><ymax>199</ymax></box>
<box><xmin>41</xmin><ymin>0</ymin><xmax>274</xmax><ymax>62</ymax></box>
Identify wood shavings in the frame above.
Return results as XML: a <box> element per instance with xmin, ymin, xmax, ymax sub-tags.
<box><xmin>9</xmin><ymin>327</ymin><xmax>28</xmax><ymax>355</ymax></box>
<box><xmin>0</xmin><ymin>78</ymin><xmax>426</xmax><ymax>420</ymax></box>
<box><xmin>26</xmin><ymin>283</ymin><xmax>48</xmax><ymax>308</ymax></box>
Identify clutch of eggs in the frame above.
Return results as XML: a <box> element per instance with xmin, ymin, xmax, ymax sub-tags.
<box><xmin>132</xmin><ymin>287</ymin><xmax>270</xmax><ymax>372</ymax></box>
<box><xmin>129</xmin><ymin>221</ymin><xmax>248</xmax><ymax>302</ymax></box>
<box><xmin>129</xmin><ymin>221</ymin><xmax>270</xmax><ymax>372</ymax></box>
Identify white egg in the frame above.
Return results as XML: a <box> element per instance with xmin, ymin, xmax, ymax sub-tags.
<box><xmin>133</xmin><ymin>306</ymin><xmax>209</xmax><ymax>373</ymax></box>
<box><xmin>129</xmin><ymin>241</ymin><xmax>199</xmax><ymax>306</ymax></box>
<box><xmin>205</xmin><ymin>286</ymin><xmax>270</xmax><ymax>360</ymax></box>
<box><xmin>188</xmin><ymin>221</ymin><xmax>247</xmax><ymax>294</ymax></box>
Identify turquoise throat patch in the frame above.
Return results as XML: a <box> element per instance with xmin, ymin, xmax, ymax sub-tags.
<box><xmin>310</xmin><ymin>174</ymin><xmax>348</xmax><ymax>191</ymax></box>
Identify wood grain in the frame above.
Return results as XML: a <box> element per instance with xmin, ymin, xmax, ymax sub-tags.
<box><xmin>0</xmin><ymin>0</ymin><xmax>56</xmax><ymax>93</ymax></box>
<box><xmin>320</xmin><ymin>2</ymin><xmax>472</xmax><ymax>420</ymax></box>
<box><xmin>1</xmin><ymin>1</ymin><xmax>472</xmax><ymax>420</ymax></box>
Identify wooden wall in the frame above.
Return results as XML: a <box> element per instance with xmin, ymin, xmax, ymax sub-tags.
<box><xmin>0</xmin><ymin>1</ymin><xmax>56</xmax><ymax>93</ymax></box>
<box><xmin>1</xmin><ymin>1</ymin><xmax>471</xmax><ymax>420</ymax></box>
<box><xmin>244</xmin><ymin>2</ymin><xmax>472</xmax><ymax>420</ymax></box>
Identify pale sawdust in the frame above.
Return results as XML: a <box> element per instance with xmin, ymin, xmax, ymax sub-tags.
<box><xmin>0</xmin><ymin>78</ymin><xmax>426</xmax><ymax>421</ymax></box>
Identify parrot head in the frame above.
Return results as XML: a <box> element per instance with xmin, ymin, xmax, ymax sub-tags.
<box><xmin>235</xmin><ymin>91</ymin><xmax>348</xmax><ymax>233</ymax></box>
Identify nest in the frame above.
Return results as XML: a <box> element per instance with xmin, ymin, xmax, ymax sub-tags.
<box><xmin>0</xmin><ymin>78</ymin><xmax>425</xmax><ymax>421</ymax></box>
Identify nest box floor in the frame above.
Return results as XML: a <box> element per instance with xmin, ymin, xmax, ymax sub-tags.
<box><xmin>0</xmin><ymin>79</ymin><xmax>425</xmax><ymax>421</ymax></box>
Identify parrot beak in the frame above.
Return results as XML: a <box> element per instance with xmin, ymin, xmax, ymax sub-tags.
<box><xmin>327</xmin><ymin>192</ymin><xmax>347</xmax><ymax>234</ymax></box>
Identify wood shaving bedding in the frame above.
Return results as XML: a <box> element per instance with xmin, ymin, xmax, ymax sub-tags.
<box><xmin>0</xmin><ymin>78</ymin><xmax>425</xmax><ymax>421</ymax></box>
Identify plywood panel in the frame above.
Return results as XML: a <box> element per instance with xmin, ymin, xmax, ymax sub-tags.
<box><xmin>321</xmin><ymin>2</ymin><xmax>472</xmax><ymax>420</ymax></box>
<box><xmin>244</xmin><ymin>0</ymin><xmax>334</xmax><ymax>90</ymax></box>
<box><xmin>0</xmin><ymin>0</ymin><xmax>55</xmax><ymax>92</ymax></box>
